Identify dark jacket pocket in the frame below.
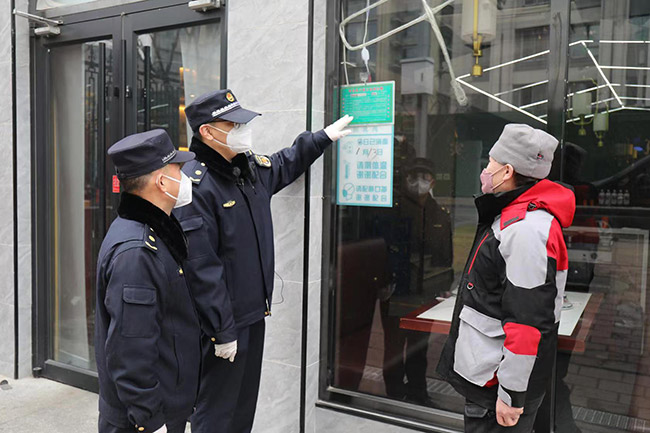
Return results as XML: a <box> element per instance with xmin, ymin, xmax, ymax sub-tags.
<box><xmin>173</xmin><ymin>335</ymin><xmax>184</xmax><ymax>386</ymax></box>
<box><xmin>121</xmin><ymin>286</ymin><xmax>157</xmax><ymax>338</ymax></box>
<box><xmin>453</xmin><ymin>305</ymin><xmax>505</xmax><ymax>386</ymax></box>
<box><xmin>180</xmin><ymin>215</ymin><xmax>212</xmax><ymax>259</ymax></box>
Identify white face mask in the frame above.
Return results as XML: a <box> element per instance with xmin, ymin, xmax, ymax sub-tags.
<box><xmin>162</xmin><ymin>172</ymin><xmax>193</xmax><ymax>208</ymax></box>
<box><xmin>407</xmin><ymin>177</ymin><xmax>433</xmax><ymax>196</ymax></box>
<box><xmin>208</xmin><ymin>123</ymin><xmax>253</xmax><ymax>154</ymax></box>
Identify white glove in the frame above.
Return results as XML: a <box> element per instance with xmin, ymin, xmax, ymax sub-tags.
<box><xmin>153</xmin><ymin>425</ymin><xmax>167</xmax><ymax>433</ymax></box>
<box><xmin>214</xmin><ymin>340</ymin><xmax>238</xmax><ymax>362</ymax></box>
<box><xmin>324</xmin><ymin>115</ymin><xmax>354</xmax><ymax>141</ymax></box>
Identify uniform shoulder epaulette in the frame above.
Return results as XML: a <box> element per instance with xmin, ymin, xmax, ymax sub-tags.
<box><xmin>143</xmin><ymin>225</ymin><xmax>159</xmax><ymax>253</ymax></box>
<box><xmin>253</xmin><ymin>154</ymin><xmax>272</xmax><ymax>168</ymax></box>
<box><xmin>183</xmin><ymin>159</ymin><xmax>208</xmax><ymax>184</ymax></box>
<box><xmin>112</xmin><ymin>237</ymin><xmax>150</xmax><ymax>259</ymax></box>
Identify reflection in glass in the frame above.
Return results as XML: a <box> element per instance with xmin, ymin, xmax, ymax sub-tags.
<box><xmin>556</xmin><ymin>1</ymin><xmax>650</xmax><ymax>431</ymax></box>
<box><xmin>137</xmin><ymin>24</ymin><xmax>221</xmax><ymax>149</ymax></box>
<box><xmin>334</xmin><ymin>0</ymin><xmax>550</xmax><ymax>416</ymax></box>
<box><xmin>51</xmin><ymin>41</ymin><xmax>113</xmax><ymax>371</ymax></box>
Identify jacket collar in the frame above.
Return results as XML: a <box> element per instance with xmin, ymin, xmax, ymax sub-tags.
<box><xmin>505</xmin><ymin>179</ymin><xmax>576</xmax><ymax>228</ymax></box>
<box><xmin>190</xmin><ymin>137</ymin><xmax>256</xmax><ymax>183</ymax></box>
<box><xmin>117</xmin><ymin>192</ymin><xmax>188</xmax><ymax>264</ymax></box>
<box><xmin>474</xmin><ymin>182</ymin><xmax>537</xmax><ymax>225</ymax></box>
<box><xmin>474</xmin><ymin>179</ymin><xmax>576</xmax><ymax>229</ymax></box>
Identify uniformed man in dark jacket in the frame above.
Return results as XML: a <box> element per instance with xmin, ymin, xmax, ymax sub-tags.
<box><xmin>174</xmin><ymin>89</ymin><xmax>351</xmax><ymax>433</ymax></box>
<box><xmin>95</xmin><ymin>129</ymin><xmax>200</xmax><ymax>433</ymax></box>
<box><xmin>378</xmin><ymin>157</ymin><xmax>453</xmax><ymax>404</ymax></box>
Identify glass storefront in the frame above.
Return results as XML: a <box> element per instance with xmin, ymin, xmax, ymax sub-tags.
<box><xmin>557</xmin><ymin>1</ymin><xmax>650</xmax><ymax>431</ymax></box>
<box><xmin>327</xmin><ymin>0</ymin><xmax>650</xmax><ymax>431</ymax></box>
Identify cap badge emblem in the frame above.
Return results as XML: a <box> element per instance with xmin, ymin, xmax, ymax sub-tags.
<box><xmin>226</xmin><ymin>92</ymin><xmax>235</xmax><ymax>102</ymax></box>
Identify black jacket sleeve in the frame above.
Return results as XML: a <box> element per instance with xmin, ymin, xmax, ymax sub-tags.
<box><xmin>257</xmin><ymin>129</ymin><xmax>332</xmax><ymax>195</ymax></box>
<box><xmin>103</xmin><ymin>247</ymin><xmax>166</xmax><ymax>432</ymax></box>
<box><xmin>179</xmin><ymin>189</ymin><xmax>237</xmax><ymax>344</ymax></box>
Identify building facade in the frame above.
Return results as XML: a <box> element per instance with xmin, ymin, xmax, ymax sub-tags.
<box><xmin>1</xmin><ymin>0</ymin><xmax>650</xmax><ymax>432</ymax></box>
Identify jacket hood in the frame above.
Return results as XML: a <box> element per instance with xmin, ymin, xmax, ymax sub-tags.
<box><xmin>507</xmin><ymin>179</ymin><xmax>576</xmax><ymax>228</ymax></box>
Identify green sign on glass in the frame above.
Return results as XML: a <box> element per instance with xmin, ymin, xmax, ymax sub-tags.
<box><xmin>340</xmin><ymin>81</ymin><xmax>395</xmax><ymax>125</ymax></box>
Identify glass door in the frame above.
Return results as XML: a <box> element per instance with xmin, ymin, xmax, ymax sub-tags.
<box><xmin>33</xmin><ymin>3</ymin><xmax>224</xmax><ymax>391</ymax></box>
<box><xmin>34</xmin><ymin>17</ymin><xmax>121</xmax><ymax>390</ymax></box>
<box><xmin>51</xmin><ymin>39</ymin><xmax>113</xmax><ymax>372</ymax></box>
<box><xmin>124</xmin><ymin>5</ymin><xmax>225</xmax><ymax>144</ymax></box>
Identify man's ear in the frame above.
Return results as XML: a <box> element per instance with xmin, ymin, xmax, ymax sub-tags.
<box><xmin>504</xmin><ymin>164</ymin><xmax>515</xmax><ymax>181</ymax></box>
<box><xmin>199</xmin><ymin>124</ymin><xmax>213</xmax><ymax>141</ymax></box>
<box><xmin>153</xmin><ymin>170</ymin><xmax>167</xmax><ymax>193</ymax></box>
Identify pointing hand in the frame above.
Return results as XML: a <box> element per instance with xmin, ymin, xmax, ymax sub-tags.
<box><xmin>324</xmin><ymin>115</ymin><xmax>354</xmax><ymax>141</ymax></box>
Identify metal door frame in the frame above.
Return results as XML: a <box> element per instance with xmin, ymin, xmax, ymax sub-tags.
<box><xmin>32</xmin><ymin>16</ymin><xmax>121</xmax><ymax>392</ymax></box>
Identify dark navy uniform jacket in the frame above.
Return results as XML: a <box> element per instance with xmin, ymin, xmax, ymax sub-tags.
<box><xmin>95</xmin><ymin>193</ymin><xmax>201</xmax><ymax>432</ymax></box>
<box><xmin>174</xmin><ymin>130</ymin><xmax>332</xmax><ymax>343</ymax></box>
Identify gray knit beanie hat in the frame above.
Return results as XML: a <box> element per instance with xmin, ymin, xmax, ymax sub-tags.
<box><xmin>489</xmin><ymin>124</ymin><xmax>558</xmax><ymax>179</ymax></box>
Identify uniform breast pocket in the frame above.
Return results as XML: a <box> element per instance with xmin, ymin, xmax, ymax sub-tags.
<box><xmin>453</xmin><ymin>305</ymin><xmax>505</xmax><ymax>386</ymax></box>
<box><xmin>121</xmin><ymin>286</ymin><xmax>157</xmax><ymax>338</ymax></box>
<box><xmin>180</xmin><ymin>215</ymin><xmax>212</xmax><ymax>260</ymax></box>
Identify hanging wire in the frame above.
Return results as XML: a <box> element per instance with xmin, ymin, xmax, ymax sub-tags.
<box><xmin>361</xmin><ymin>0</ymin><xmax>372</xmax><ymax>82</ymax></box>
<box><xmin>339</xmin><ymin>0</ymin><xmax>467</xmax><ymax>105</ymax></box>
<box><xmin>362</xmin><ymin>0</ymin><xmax>370</xmax><ymax>45</ymax></box>
<box><xmin>342</xmin><ymin>9</ymin><xmax>351</xmax><ymax>85</ymax></box>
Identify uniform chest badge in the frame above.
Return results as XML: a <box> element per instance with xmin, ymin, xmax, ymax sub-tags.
<box><xmin>223</xmin><ymin>200</ymin><xmax>236</xmax><ymax>208</ymax></box>
<box><xmin>254</xmin><ymin>155</ymin><xmax>271</xmax><ymax>168</ymax></box>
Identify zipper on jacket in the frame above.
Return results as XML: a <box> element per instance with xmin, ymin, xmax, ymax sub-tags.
<box><xmin>467</xmin><ymin>232</ymin><xmax>490</xmax><ymax>275</ymax></box>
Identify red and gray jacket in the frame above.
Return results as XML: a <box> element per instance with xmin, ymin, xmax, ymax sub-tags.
<box><xmin>437</xmin><ymin>180</ymin><xmax>575</xmax><ymax>409</ymax></box>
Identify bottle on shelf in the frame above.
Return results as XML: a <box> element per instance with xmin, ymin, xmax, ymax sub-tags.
<box><xmin>605</xmin><ymin>189</ymin><xmax>612</xmax><ymax>206</ymax></box>
<box><xmin>598</xmin><ymin>189</ymin><xmax>605</xmax><ymax>206</ymax></box>
<box><xmin>624</xmin><ymin>189</ymin><xmax>631</xmax><ymax>206</ymax></box>
<box><xmin>617</xmin><ymin>190</ymin><xmax>624</xmax><ymax>206</ymax></box>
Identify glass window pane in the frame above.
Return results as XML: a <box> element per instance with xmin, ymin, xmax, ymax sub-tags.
<box><xmin>50</xmin><ymin>40</ymin><xmax>113</xmax><ymax>371</ymax></box>
<box><xmin>333</xmin><ymin>0</ymin><xmax>550</xmax><ymax>417</ymax></box>
<box><xmin>559</xmin><ymin>1</ymin><xmax>650</xmax><ymax>431</ymax></box>
<box><xmin>136</xmin><ymin>23</ymin><xmax>221</xmax><ymax>149</ymax></box>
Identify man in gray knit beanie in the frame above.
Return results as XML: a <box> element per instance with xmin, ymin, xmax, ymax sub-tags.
<box><xmin>437</xmin><ymin>123</ymin><xmax>575</xmax><ymax>432</ymax></box>
<box><xmin>480</xmin><ymin>123</ymin><xmax>558</xmax><ymax>194</ymax></box>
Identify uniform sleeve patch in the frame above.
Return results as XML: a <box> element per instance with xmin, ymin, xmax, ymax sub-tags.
<box><xmin>254</xmin><ymin>154</ymin><xmax>271</xmax><ymax>168</ymax></box>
